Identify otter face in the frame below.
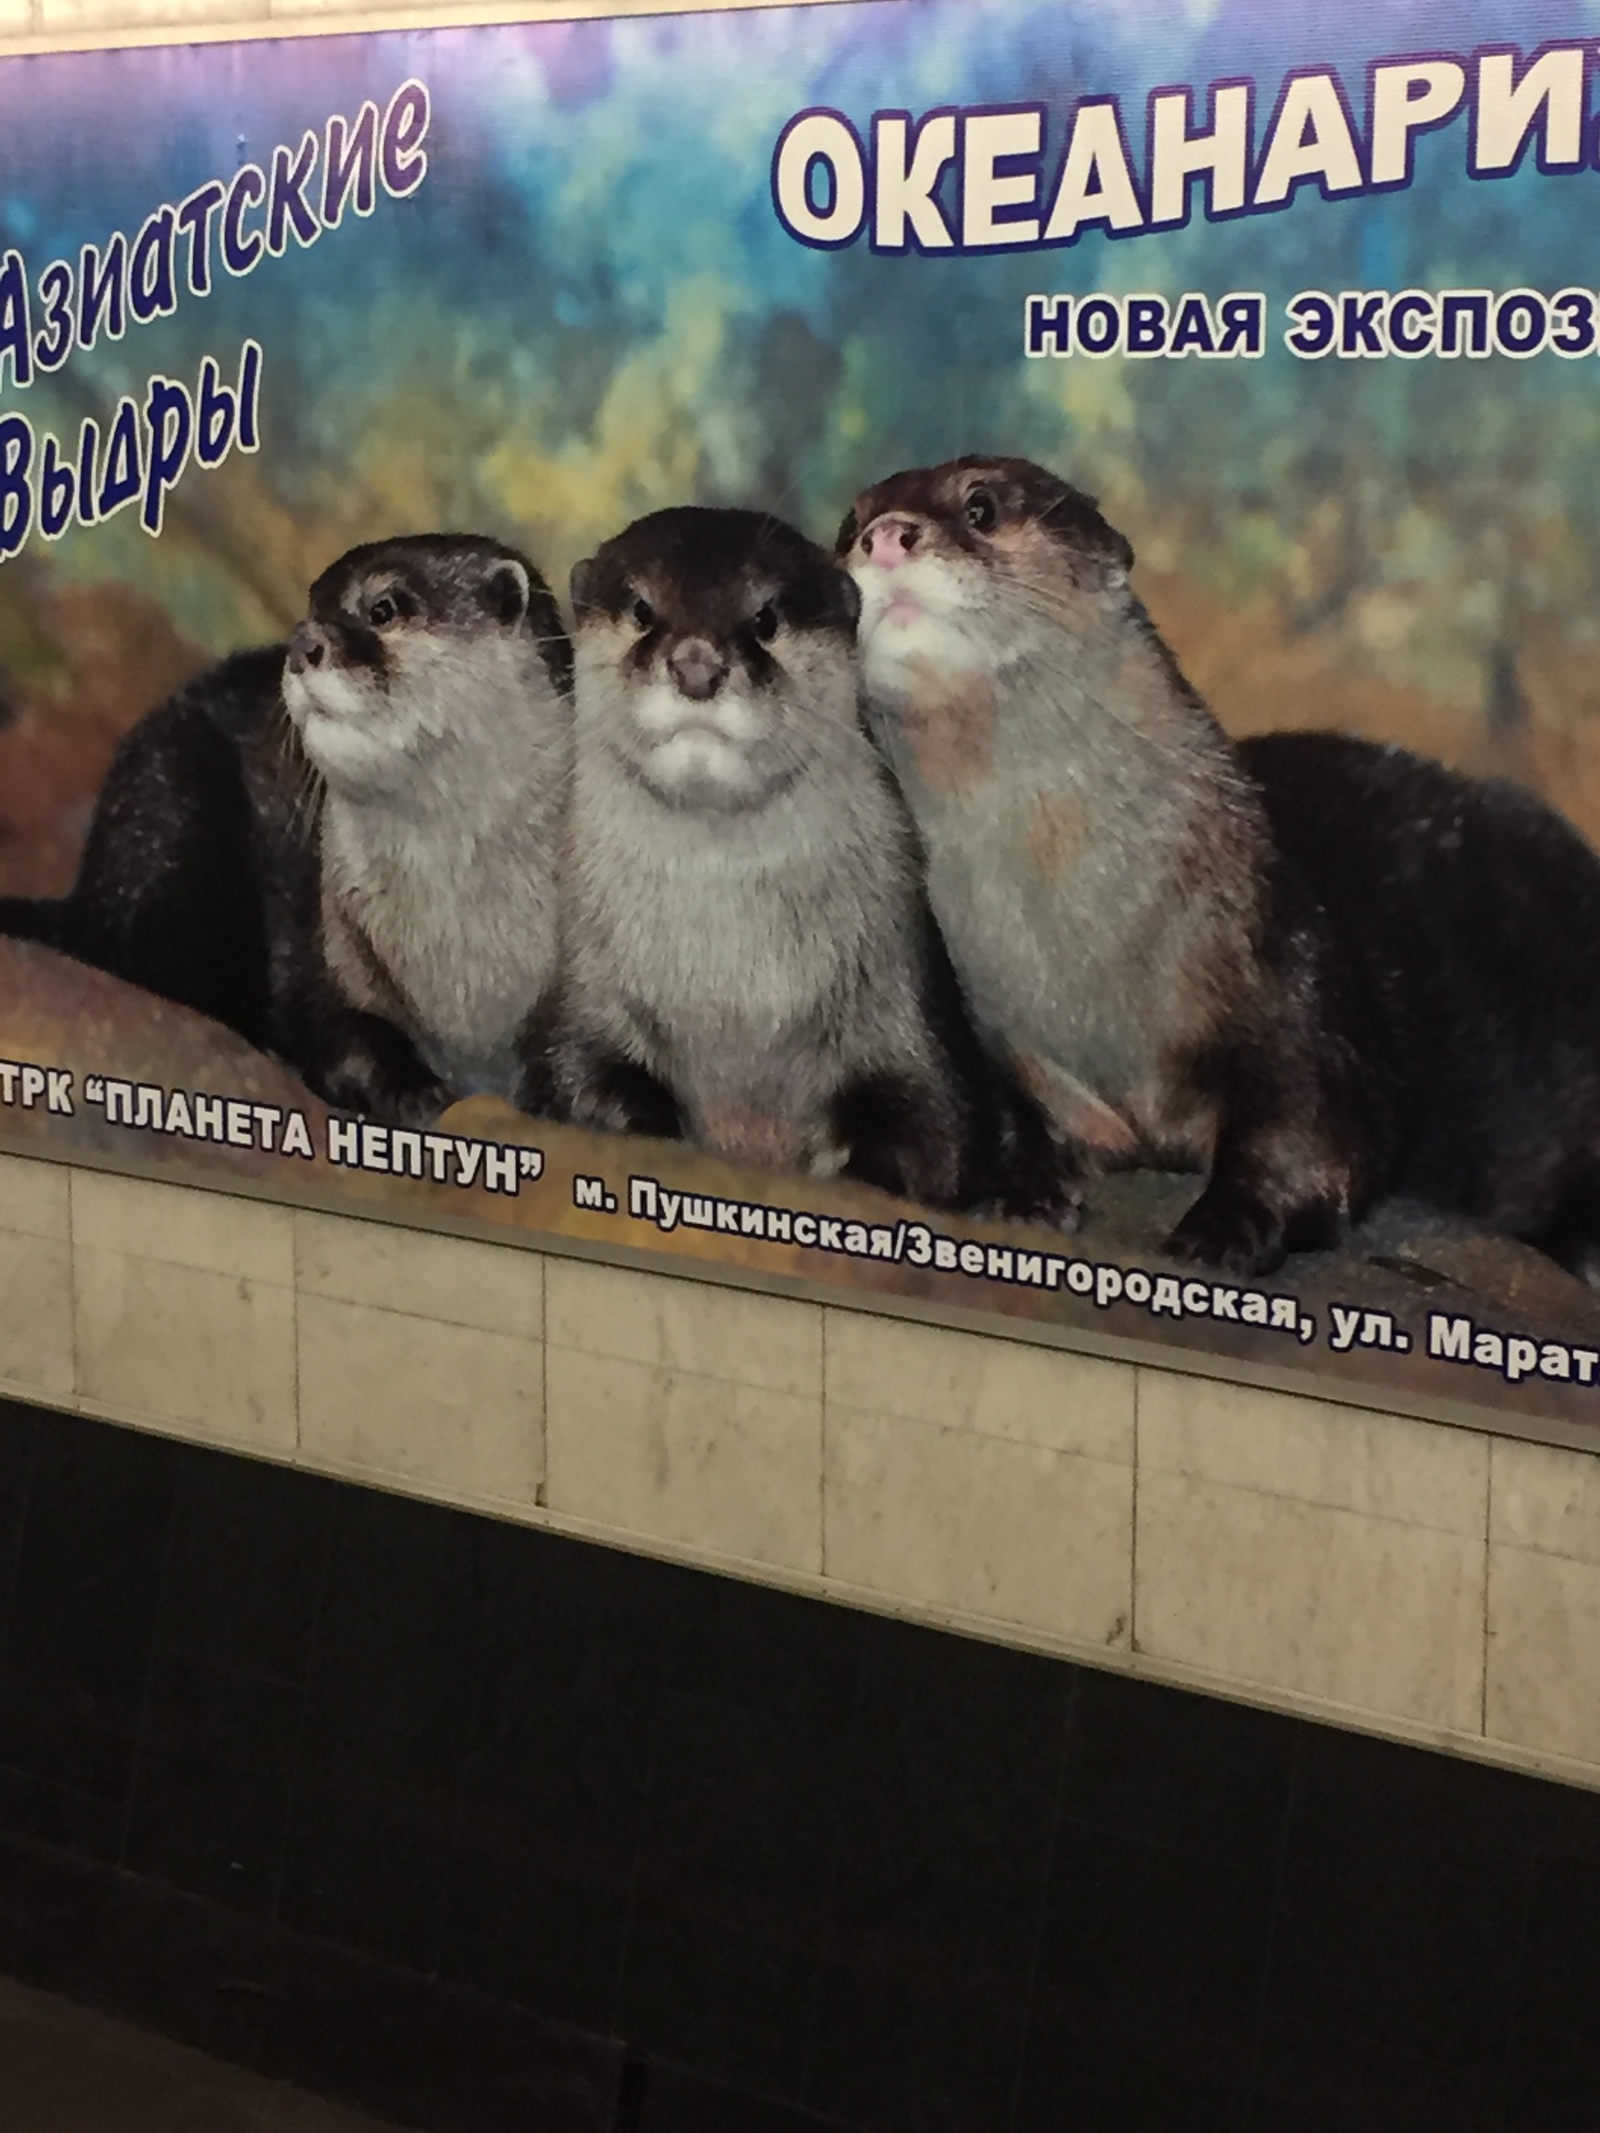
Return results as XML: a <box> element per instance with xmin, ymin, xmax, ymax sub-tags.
<box><xmin>570</xmin><ymin>506</ymin><xmax>862</xmax><ymax>814</ymax></box>
<box><xmin>837</xmin><ymin>455</ymin><xmax>1133</xmax><ymax>692</ymax></box>
<box><xmin>283</xmin><ymin>534</ymin><xmax>570</xmax><ymax>797</ymax></box>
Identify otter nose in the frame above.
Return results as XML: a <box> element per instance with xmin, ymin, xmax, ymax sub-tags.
<box><xmin>288</xmin><ymin>622</ymin><xmax>326</xmax><ymax>676</ymax></box>
<box><xmin>861</xmin><ymin>515</ymin><xmax>920</xmax><ymax>568</ymax></box>
<box><xmin>667</xmin><ymin>637</ymin><xmax>729</xmax><ymax>703</ymax></box>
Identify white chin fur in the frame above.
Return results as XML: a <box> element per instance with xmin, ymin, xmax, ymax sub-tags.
<box><xmin>630</xmin><ymin>678</ymin><xmax>764</xmax><ymax>747</ymax></box>
<box><xmin>644</xmin><ymin>729</ymin><xmax>762</xmax><ymax>801</ymax></box>
<box><xmin>283</xmin><ymin>665</ymin><xmax>369</xmax><ymax>731</ymax></box>
<box><xmin>851</xmin><ymin>561</ymin><xmax>985</xmax><ymax>683</ymax></box>
<box><xmin>285</xmin><ymin>668</ymin><xmax>412</xmax><ymax>793</ymax></box>
<box><xmin>858</xmin><ymin>602</ymin><xmax>984</xmax><ymax>690</ymax></box>
<box><xmin>296</xmin><ymin>712</ymin><xmax>408</xmax><ymax>791</ymax></box>
<box><xmin>627</xmin><ymin>679</ymin><xmax>769</xmax><ymax>802</ymax></box>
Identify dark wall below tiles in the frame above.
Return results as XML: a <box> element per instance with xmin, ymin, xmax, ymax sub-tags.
<box><xmin>1</xmin><ymin>1395</ymin><xmax>1599</xmax><ymax>2133</ymax></box>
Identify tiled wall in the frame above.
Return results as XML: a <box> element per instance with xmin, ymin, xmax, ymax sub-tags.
<box><xmin>0</xmin><ymin>0</ymin><xmax>1594</xmax><ymax>1806</ymax></box>
<box><xmin>3</xmin><ymin>1147</ymin><xmax>1597</xmax><ymax>1797</ymax></box>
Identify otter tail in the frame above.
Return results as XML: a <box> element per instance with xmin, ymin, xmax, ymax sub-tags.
<box><xmin>0</xmin><ymin>896</ymin><xmax>72</xmax><ymax>952</ymax></box>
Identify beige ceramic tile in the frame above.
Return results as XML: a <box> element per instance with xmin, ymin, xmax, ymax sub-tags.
<box><xmin>0</xmin><ymin>1151</ymin><xmax>70</xmax><ymax>1243</ymax></box>
<box><xmin>0</xmin><ymin>1233</ymin><xmax>73</xmax><ymax>1397</ymax></box>
<box><xmin>1486</xmin><ymin>1545</ymin><xmax>1600</xmax><ymax>1768</ymax></box>
<box><xmin>295</xmin><ymin>1209</ymin><xmax>542</xmax><ymax>1340</ymax></box>
<box><xmin>297</xmin><ymin>1293</ymin><xmax>542</xmax><ymax>1508</ymax></box>
<box><xmin>546</xmin><ymin>1257</ymin><xmax>821</xmax><ymax>1399</ymax></box>
<box><xmin>71</xmin><ymin>1171</ymin><xmax>293</xmax><ymax>1288</ymax></box>
<box><xmin>824</xmin><ymin>1309</ymin><xmax>1132</xmax><ymax>1462</ymax></box>
<box><xmin>1490</xmin><ymin>1437</ymin><xmax>1600</xmax><ymax>1568</ymax></box>
<box><xmin>545</xmin><ymin>1347</ymin><xmax>822</xmax><ymax>1572</ymax></box>
<box><xmin>1138</xmin><ymin>1369</ymin><xmax>1489</xmax><ymax>1535</ymax></box>
<box><xmin>825</xmin><ymin>1402</ymin><xmax>1132</xmax><ymax>1646</ymax></box>
<box><xmin>1136</xmin><ymin>1469</ymin><xmax>1487</xmax><ymax>1733</ymax></box>
<box><xmin>74</xmin><ymin>1245</ymin><xmax>296</xmax><ymax>1452</ymax></box>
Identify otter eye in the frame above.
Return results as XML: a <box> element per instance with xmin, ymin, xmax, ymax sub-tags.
<box><xmin>367</xmin><ymin>593</ymin><xmax>399</xmax><ymax>628</ymax></box>
<box><xmin>631</xmin><ymin>597</ymin><xmax>655</xmax><ymax>631</ymax></box>
<box><xmin>964</xmin><ymin>488</ymin><xmax>999</xmax><ymax>534</ymax></box>
<box><xmin>752</xmin><ymin>604</ymin><xmax>779</xmax><ymax>644</ymax></box>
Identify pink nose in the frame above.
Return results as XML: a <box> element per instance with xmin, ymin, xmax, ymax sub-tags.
<box><xmin>862</xmin><ymin>515</ymin><xmax>920</xmax><ymax>568</ymax></box>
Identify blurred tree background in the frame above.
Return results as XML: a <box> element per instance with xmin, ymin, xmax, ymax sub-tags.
<box><xmin>4</xmin><ymin>0</ymin><xmax>1600</xmax><ymax>892</ymax></box>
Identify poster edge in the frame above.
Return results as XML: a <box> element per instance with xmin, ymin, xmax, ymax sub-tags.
<box><xmin>0</xmin><ymin>0</ymin><xmax>880</xmax><ymax>64</ymax></box>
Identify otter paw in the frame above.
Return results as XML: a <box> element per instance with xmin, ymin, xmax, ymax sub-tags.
<box><xmin>990</xmin><ymin>1177</ymin><xmax>1086</xmax><ymax>1232</ymax></box>
<box><xmin>1162</xmin><ymin>1188</ymin><xmax>1287</xmax><ymax>1277</ymax></box>
<box><xmin>320</xmin><ymin>1063</ymin><xmax>452</xmax><ymax>1129</ymax></box>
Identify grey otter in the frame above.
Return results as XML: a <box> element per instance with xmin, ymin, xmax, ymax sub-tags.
<box><xmin>0</xmin><ymin>533</ymin><xmax>572</xmax><ymax>1125</ymax></box>
<box><xmin>838</xmin><ymin>455</ymin><xmax>1368</xmax><ymax>1272</ymax></box>
<box><xmin>553</xmin><ymin>503</ymin><xmax>1073</xmax><ymax>1215</ymax></box>
<box><xmin>283</xmin><ymin>533</ymin><xmax>572</xmax><ymax>1119</ymax></box>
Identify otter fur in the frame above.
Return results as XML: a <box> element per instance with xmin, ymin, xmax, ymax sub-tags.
<box><xmin>1241</xmin><ymin>730</ymin><xmax>1600</xmax><ymax>1280</ymax></box>
<box><xmin>282</xmin><ymin>533</ymin><xmax>572</xmax><ymax>1119</ymax></box>
<box><xmin>1</xmin><ymin>533</ymin><xmax>572</xmax><ymax>1125</ymax></box>
<box><xmin>839</xmin><ymin>455</ymin><xmax>1367</xmax><ymax>1272</ymax></box>
<box><xmin>553</xmin><ymin>503</ymin><xmax>1070</xmax><ymax>1216</ymax></box>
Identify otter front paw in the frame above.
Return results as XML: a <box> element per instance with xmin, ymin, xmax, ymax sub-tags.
<box><xmin>977</xmin><ymin>1168</ymin><xmax>1086</xmax><ymax>1232</ymax></box>
<box><xmin>312</xmin><ymin>1013</ymin><xmax>453</xmax><ymax>1127</ymax></box>
<box><xmin>1162</xmin><ymin>1183</ymin><xmax>1287</xmax><ymax>1277</ymax></box>
<box><xmin>563</xmin><ymin>1053</ymin><xmax>684</xmax><ymax>1142</ymax></box>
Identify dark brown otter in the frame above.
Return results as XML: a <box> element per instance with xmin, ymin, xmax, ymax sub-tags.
<box><xmin>1240</xmin><ymin>729</ymin><xmax>1600</xmax><ymax>1282</ymax></box>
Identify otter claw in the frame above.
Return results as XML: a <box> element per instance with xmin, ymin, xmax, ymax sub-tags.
<box><xmin>1162</xmin><ymin>1192</ymin><xmax>1287</xmax><ymax>1279</ymax></box>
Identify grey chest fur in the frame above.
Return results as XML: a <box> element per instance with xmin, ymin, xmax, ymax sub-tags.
<box><xmin>866</xmin><ymin>658</ymin><xmax>1260</xmax><ymax>1132</ymax></box>
<box><xmin>565</xmin><ymin>751</ymin><xmax>932</xmax><ymax>1127</ymax></box>
<box><xmin>324</xmin><ymin>798</ymin><xmax>562</xmax><ymax>1101</ymax></box>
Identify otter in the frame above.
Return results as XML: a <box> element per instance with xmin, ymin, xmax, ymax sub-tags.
<box><xmin>1240</xmin><ymin>729</ymin><xmax>1600</xmax><ymax>1281</ymax></box>
<box><xmin>552</xmin><ymin>503</ymin><xmax>1072</xmax><ymax>1216</ymax></box>
<box><xmin>0</xmin><ymin>643</ymin><xmax>314</xmax><ymax>1060</ymax></box>
<box><xmin>0</xmin><ymin>533</ymin><xmax>572</xmax><ymax>1124</ymax></box>
<box><xmin>837</xmin><ymin>455</ymin><xmax>1372</xmax><ymax>1273</ymax></box>
<box><xmin>282</xmin><ymin>533</ymin><xmax>571</xmax><ymax>1120</ymax></box>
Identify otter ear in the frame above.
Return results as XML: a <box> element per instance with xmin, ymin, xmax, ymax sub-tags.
<box><xmin>569</xmin><ymin>557</ymin><xmax>600</xmax><ymax>616</ymax></box>
<box><xmin>484</xmin><ymin>558</ymin><xmax>531</xmax><ymax>626</ymax></box>
<box><xmin>1040</xmin><ymin>487</ymin><xmax>1134</xmax><ymax>586</ymax></box>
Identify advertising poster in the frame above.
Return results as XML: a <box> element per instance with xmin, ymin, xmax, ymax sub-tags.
<box><xmin>3</xmin><ymin>0</ymin><xmax>1600</xmax><ymax>1437</ymax></box>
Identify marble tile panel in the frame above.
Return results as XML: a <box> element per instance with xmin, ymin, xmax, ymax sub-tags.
<box><xmin>545</xmin><ymin>1346</ymin><xmax>822</xmax><ymax>1573</ymax></box>
<box><xmin>296</xmin><ymin>1292</ymin><xmax>543</xmax><ymax>1509</ymax></box>
<box><xmin>1136</xmin><ymin>1469</ymin><xmax>1487</xmax><ymax>1734</ymax></box>
<box><xmin>1486</xmin><ymin>1544</ymin><xmax>1600</xmax><ymax>1769</ymax></box>
<box><xmin>0</xmin><ymin>1151</ymin><xmax>71</xmax><ymax>1243</ymax></box>
<box><xmin>1490</xmin><ymin>1437</ymin><xmax>1600</xmax><ymax>1568</ymax></box>
<box><xmin>824</xmin><ymin>1401</ymin><xmax>1132</xmax><ymax>1647</ymax></box>
<box><xmin>0</xmin><ymin>1233</ymin><xmax>73</xmax><ymax>1398</ymax></box>
<box><xmin>546</xmin><ymin>1257</ymin><xmax>821</xmax><ymax>1400</ymax></box>
<box><xmin>1138</xmin><ymin>1369</ymin><xmax>1489</xmax><ymax>1536</ymax></box>
<box><xmin>295</xmin><ymin>1209</ymin><xmax>542</xmax><ymax>1340</ymax></box>
<box><xmin>72</xmin><ymin>1171</ymin><xmax>293</xmax><ymax>1288</ymax></box>
<box><xmin>73</xmin><ymin>1245</ymin><xmax>296</xmax><ymax>1454</ymax></box>
<box><xmin>824</xmin><ymin>1310</ymin><xmax>1133</xmax><ymax>1462</ymax></box>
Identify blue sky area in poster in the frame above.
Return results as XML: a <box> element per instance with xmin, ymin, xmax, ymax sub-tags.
<box><xmin>1</xmin><ymin>0</ymin><xmax>1599</xmax><ymax>827</ymax></box>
